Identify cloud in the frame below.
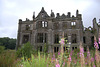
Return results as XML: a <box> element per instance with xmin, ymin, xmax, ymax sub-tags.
<box><xmin>0</xmin><ymin>0</ymin><xmax>100</xmax><ymax>38</ymax></box>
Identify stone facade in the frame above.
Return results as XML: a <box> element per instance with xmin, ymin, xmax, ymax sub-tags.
<box><xmin>16</xmin><ymin>7</ymin><xmax>100</xmax><ymax>52</ymax></box>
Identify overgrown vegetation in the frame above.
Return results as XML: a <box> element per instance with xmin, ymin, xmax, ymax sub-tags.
<box><xmin>0</xmin><ymin>36</ymin><xmax>100</xmax><ymax>67</ymax></box>
<box><xmin>0</xmin><ymin>50</ymin><xmax>20</xmax><ymax>67</ymax></box>
<box><xmin>0</xmin><ymin>37</ymin><xmax>16</xmax><ymax>49</ymax></box>
<box><xmin>0</xmin><ymin>46</ymin><xmax>5</xmax><ymax>54</ymax></box>
<box><xmin>16</xmin><ymin>42</ymin><xmax>33</xmax><ymax>58</ymax></box>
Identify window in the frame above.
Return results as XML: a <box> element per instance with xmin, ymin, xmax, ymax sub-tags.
<box><xmin>64</xmin><ymin>33</ymin><xmax>68</xmax><ymax>44</ymax></box>
<box><xmin>54</xmin><ymin>34</ymin><xmax>59</xmax><ymax>43</ymax></box>
<box><xmin>42</xmin><ymin>21</ymin><xmax>45</xmax><ymax>27</ymax></box>
<box><xmin>37</xmin><ymin>33</ymin><xmax>47</xmax><ymax>43</ymax></box>
<box><xmin>22</xmin><ymin>35</ymin><xmax>29</xmax><ymax>44</ymax></box>
<box><xmin>37</xmin><ymin>22</ymin><xmax>42</xmax><ymax>29</ymax></box>
<box><xmin>26</xmin><ymin>25</ymin><xmax>31</xmax><ymax>30</ymax></box>
<box><xmin>42</xmin><ymin>21</ymin><xmax>48</xmax><ymax>27</ymax></box>
<box><xmin>91</xmin><ymin>36</ymin><xmax>94</xmax><ymax>46</ymax></box>
<box><xmin>63</xmin><ymin>47</ymin><xmax>68</xmax><ymax>51</ymax></box>
<box><xmin>71</xmin><ymin>22</ymin><xmax>76</xmax><ymax>26</ymax></box>
<box><xmin>71</xmin><ymin>34</ymin><xmax>77</xmax><ymax>43</ymax></box>
<box><xmin>54</xmin><ymin>47</ymin><xmax>59</xmax><ymax>52</ymax></box>
<box><xmin>54</xmin><ymin>23</ymin><xmax>59</xmax><ymax>29</ymax></box>
<box><xmin>40</xmin><ymin>46</ymin><xmax>42</xmax><ymax>52</ymax></box>
<box><xmin>72</xmin><ymin>47</ymin><xmax>74</xmax><ymax>50</ymax></box>
<box><xmin>37</xmin><ymin>33</ymin><xmax>43</xmax><ymax>43</ymax></box>
<box><xmin>45</xmin><ymin>22</ymin><xmax>47</xmax><ymax>27</ymax></box>
<box><xmin>83</xmin><ymin>36</ymin><xmax>86</xmax><ymax>43</ymax></box>
<box><xmin>63</xmin><ymin>22</ymin><xmax>67</xmax><ymax>29</ymax></box>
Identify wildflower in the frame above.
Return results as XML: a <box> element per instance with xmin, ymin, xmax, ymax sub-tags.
<box><xmin>62</xmin><ymin>62</ymin><xmax>65</xmax><ymax>67</ymax></box>
<box><xmin>93</xmin><ymin>65</ymin><xmax>96</xmax><ymax>67</ymax></box>
<box><xmin>28</xmin><ymin>58</ymin><xmax>30</xmax><ymax>61</ymax></box>
<box><xmin>59</xmin><ymin>38</ymin><xmax>65</xmax><ymax>45</ymax></box>
<box><xmin>70</xmin><ymin>50</ymin><xmax>73</xmax><ymax>56</ymax></box>
<box><xmin>91</xmin><ymin>57</ymin><xmax>94</xmax><ymax>62</ymax></box>
<box><xmin>80</xmin><ymin>46</ymin><xmax>84</xmax><ymax>57</ymax></box>
<box><xmin>56</xmin><ymin>59</ymin><xmax>60</xmax><ymax>67</ymax></box>
<box><xmin>94</xmin><ymin>41</ymin><xmax>99</xmax><ymax>49</ymax></box>
<box><xmin>87</xmin><ymin>47</ymin><xmax>90</xmax><ymax>59</ymax></box>
<box><xmin>85</xmin><ymin>63</ymin><xmax>87</xmax><ymax>65</ymax></box>
<box><xmin>58</xmin><ymin>51</ymin><xmax>60</xmax><ymax>55</ymax></box>
<box><xmin>98</xmin><ymin>37</ymin><xmax>100</xmax><ymax>44</ymax></box>
<box><xmin>68</xmin><ymin>55</ymin><xmax>71</xmax><ymax>62</ymax></box>
<box><xmin>56</xmin><ymin>64</ymin><xmax>60</xmax><ymax>67</ymax></box>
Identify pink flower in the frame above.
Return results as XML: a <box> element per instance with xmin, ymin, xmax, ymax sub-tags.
<box><xmin>94</xmin><ymin>41</ymin><xmax>99</xmax><ymax>49</ymax></box>
<box><xmin>91</xmin><ymin>57</ymin><xmax>94</xmax><ymax>62</ymax></box>
<box><xmin>62</xmin><ymin>62</ymin><xmax>65</xmax><ymax>67</ymax></box>
<box><xmin>80</xmin><ymin>47</ymin><xmax>84</xmax><ymax>57</ymax></box>
<box><xmin>58</xmin><ymin>51</ymin><xmax>60</xmax><ymax>55</ymax></box>
<box><xmin>60</xmin><ymin>38</ymin><xmax>65</xmax><ymax>45</ymax></box>
<box><xmin>93</xmin><ymin>65</ymin><xmax>96</xmax><ymax>67</ymax></box>
<box><xmin>56</xmin><ymin>64</ymin><xmax>60</xmax><ymax>67</ymax></box>
<box><xmin>98</xmin><ymin>38</ymin><xmax>100</xmax><ymax>44</ymax></box>
<box><xmin>68</xmin><ymin>55</ymin><xmax>71</xmax><ymax>61</ymax></box>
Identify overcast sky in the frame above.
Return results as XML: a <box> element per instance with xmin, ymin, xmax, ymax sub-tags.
<box><xmin>0</xmin><ymin>0</ymin><xmax>100</xmax><ymax>38</ymax></box>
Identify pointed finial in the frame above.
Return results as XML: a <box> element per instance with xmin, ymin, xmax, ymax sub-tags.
<box><xmin>76</xmin><ymin>9</ymin><xmax>79</xmax><ymax>17</ymax></box>
<box><xmin>33</xmin><ymin>11</ymin><xmax>35</xmax><ymax>19</ymax></box>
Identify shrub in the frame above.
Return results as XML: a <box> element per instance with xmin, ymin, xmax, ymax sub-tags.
<box><xmin>0</xmin><ymin>46</ymin><xmax>5</xmax><ymax>54</ymax></box>
<box><xmin>43</xmin><ymin>43</ymin><xmax>48</xmax><ymax>53</ymax></box>
<box><xmin>16</xmin><ymin>42</ymin><xmax>33</xmax><ymax>58</ymax></box>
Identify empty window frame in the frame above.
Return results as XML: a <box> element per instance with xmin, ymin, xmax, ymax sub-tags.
<box><xmin>54</xmin><ymin>23</ymin><xmax>59</xmax><ymax>29</ymax></box>
<box><xmin>71</xmin><ymin>34</ymin><xmax>77</xmax><ymax>43</ymax></box>
<box><xmin>54</xmin><ymin>34</ymin><xmax>59</xmax><ymax>44</ymax></box>
<box><xmin>54</xmin><ymin>47</ymin><xmax>59</xmax><ymax>52</ymax></box>
<box><xmin>83</xmin><ymin>36</ymin><xmax>86</xmax><ymax>43</ymax></box>
<box><xmin>26</xmin><ymin>25</ymin><xmax>31</xmax><ymax>30</ymax></box>
<box><xmin>37</xmin><ymin>33</ymin><xmax>47</xmax><ymax>43</ymax></box>
<box><xmin>37</xmin><ymin>33</ymin><xmax>43</xmax><ymax>43</ymax></box>
<box><xmin>64</xmin><ymin>33</ymin><xmax>68</xmax><ymax>44</ymax></box>
<box><xmin>63</xmin><ymin>47</ymin><xmax>68</xmax><ymax>51</ymax></box>
<box><xmin>42</xmin><ymin>21</ymin><xmax>48</xmax><ymax>27</ymax></box>
<box><xmin>71</xmin><ymin>22</ymin><xmax>76</xmax><ymax>26</ymax></box>
<box><xmin>22</xmin><ymin>35</ymin><xmax>29</xmax><ymax>44</ymax></box>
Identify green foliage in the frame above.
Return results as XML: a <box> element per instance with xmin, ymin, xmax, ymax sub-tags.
<box><xmin>0</xmin><ymin>37</ymin><xmax>16</xmax><ymax>49</ymax></box>
<box><xmin>21</xmin><ymin>52</ymin><xmax>49</xmax><ymax>67</ymax></box>
<box><xmin>0</xmin><ymin>46</ymin><xmax>5</xmax><ymax>54</ymax></box>
<box><xmin>43</xmin><ymin>43</ymin><xmax>48</xmax><ymax>53</ymax></box>
<box><xmin>16</xmin><ymin>42</ymin><xmax>33</xmax><ymax>58</ymax></box>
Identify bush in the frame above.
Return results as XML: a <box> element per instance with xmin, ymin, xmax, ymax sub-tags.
<box><xmin>0</xmin><ymin>46</ymin><xmax>5</xmax><ymax>54</ymax></box>
<box><xmin>16</xmin><ymin>42</ymin><xmax>33</xmax><ymax>58</ymax></box>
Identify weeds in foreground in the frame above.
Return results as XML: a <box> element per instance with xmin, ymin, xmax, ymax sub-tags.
<box><xmin>18</xmin><ymin>36</ymin><xmax>100</xmax><ymax>67</ymax></box>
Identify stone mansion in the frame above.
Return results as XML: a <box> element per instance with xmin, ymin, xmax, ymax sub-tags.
<box><xmin>16</xmin><ymin>7</ymin><xmax>100</xmax><ymax>52</ymax></box>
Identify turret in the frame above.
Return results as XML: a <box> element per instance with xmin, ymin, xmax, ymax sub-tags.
<box><xmin>67</xmin><ymin>12</ymin><xmax>71</xmax><ymax>18</ymax></box>
<box><xmin>50</xmin><ymin>10</ymin><xmax>55</xmax><ymax>18</ymax></box>
<box><xmin>76</xmin><ymin>10</ymin><xmax>79</xmax><ymax>17</ymax></box>
<box><xmin>32</xmin><ymin>12</ymin><xmax>35</xmax><ymax>20</ymax></box>
<box><xmin>56</xmin><ymin>13</ymin><xmax>60</xmax><ymax>18</ymax></box>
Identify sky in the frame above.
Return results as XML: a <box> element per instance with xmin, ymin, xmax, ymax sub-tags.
<box><xmin>0</xmin><ymin>0</ymin><xmax>100</xmax><ymax>38</ymax></box>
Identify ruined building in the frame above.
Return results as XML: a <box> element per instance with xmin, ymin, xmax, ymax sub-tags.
<box><xmin>16</xmin><ymin>7</ymin><xmax>100</xmax><ymax>52</ymax></box>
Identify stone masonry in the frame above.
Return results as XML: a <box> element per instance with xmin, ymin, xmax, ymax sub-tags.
<box><xmin>16</xmin><ymin>7</ymin><xmax>100</xmax><ymax>52</ymax></box>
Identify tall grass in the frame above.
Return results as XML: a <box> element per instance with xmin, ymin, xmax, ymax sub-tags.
<box><xmin>18</xmin><ymin>37</ymin><xmax>100</xmax><ymax>67</ymax></box>
<box><xmin>0</xmin><ymin>50</ymin><xmax>20</xmax><ymax>67</ymax></box>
